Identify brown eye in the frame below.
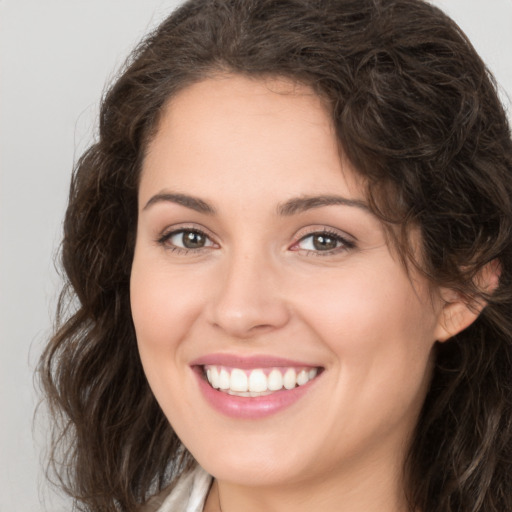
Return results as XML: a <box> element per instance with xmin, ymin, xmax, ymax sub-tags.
<box><xmin>165</xmin><ymin>229</ymin><xmax>215</xmax><ymax>250</ymax></box>
<box><xmin>311</xmin><ymin>234</ymin><xmax>338</xmax><ymax>251</ymax></box>
<box><xmin>181</xmin><ymin>231</ymin><xmax>207</xmax><ymax>249</ymax></box>
<box><xmin>294</xmin><ymin>231</ymin><xmax>355</xmax><ymax>254</ymax></box>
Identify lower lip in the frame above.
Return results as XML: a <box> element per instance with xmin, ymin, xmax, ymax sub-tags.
<box><xmin>193</xmin><ymin>368</ymin><xmax>319</xmax><ymax>419</ymax></box>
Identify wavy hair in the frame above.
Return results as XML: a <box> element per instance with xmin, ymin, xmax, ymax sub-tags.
<box><xmin>39</xmin><ymin>1</ymin><xmax>512</xmax><ymax>511</ymax></box>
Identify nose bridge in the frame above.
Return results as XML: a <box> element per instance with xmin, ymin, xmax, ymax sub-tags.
<box><xmin>209</xmin><ymin>244</ymin><xmax>290</xmax><ymax>337</ymax></box>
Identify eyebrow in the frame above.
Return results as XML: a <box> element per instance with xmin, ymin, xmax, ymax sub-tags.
<box><xmin>143</xmin><ymin>191</ymin><xmax>370</xmax><ymax>216</ymax></box>
<box><xmin>143</xmin><ymin>192</ymin><xmax>216</xmax><ymax>214</ymax></box>
<box><xmin>277</xmin><ymin>195</ymin><xmax>370</xmax><ymax>216</ymax></box>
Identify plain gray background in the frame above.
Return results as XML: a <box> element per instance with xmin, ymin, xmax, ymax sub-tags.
<box><xmin>0</xmin><ymin>1</ymin><xmax>511</xmax><ymax>510</ymax></box>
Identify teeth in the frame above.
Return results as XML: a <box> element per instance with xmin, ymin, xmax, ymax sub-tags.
<box><xmin>204</xmin><ymin>365</ymin><xmax>318</xmax><ymax>396</ymax></box>
<box><xmin>206</xmin><ymin>367</ymin><xmax>219</xmax><ymax>388</ymax></box>
<box><xmin>218</xmin><ymin>368</ymin><xmax>230</xmax><ymax>390</ymax></box>
<box><xmin>248</xmin><ymin>369</ymin><xmax>267</xmax><ymax>392</ymax></box>
<box><xmin>283</xmin><ymin>368</ymin><xmax>296</xmax><ymax>390</ymax></box>
<box><xmin>297</xmin><ymin>369</ymin><xmax>309</xmax><ymax>386</ymax></box>
<box><xmin>230</xmin><ymin>369</ymin><xmax>248</xmax><ymax>392</ymax></box>
<box><xmin>267</xmin><ymin>369</ymin><xmax>283</xmax><ymax>391</ymax></box>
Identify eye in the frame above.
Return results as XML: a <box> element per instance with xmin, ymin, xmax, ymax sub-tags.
<box><xmin>159</xmin><ymin>228</ymin><xmax>215</xmax><ymax>251</ymax></box>
<box><xmin>292</xmin><ymin>230</ymin><xmax>355</xmax><ymax>254</ymax></box>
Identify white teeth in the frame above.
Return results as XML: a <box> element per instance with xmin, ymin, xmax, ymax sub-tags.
<box><xmin>230</xmin><ymin>369</ymin><xmax>248</xmax><ymax>392</ymax></box>
<box><xmin>204</xmin><ymin>365</ymin><xmax>319</xmax><ymax>395</ymax></box>
<box><xmin>218</xmin><ymin>368</ymin><xmax>230</xmax><ymax>390</ymax></box>
<box><xmin>207</xmin><ymin>367</ymin><xmax>219</xmax><ymax>388</ymax></box>
<box><xmin>297</xmin><ymin>369</ymin><xmax>309</xmax><ymax>386</ymax></box>
<box><xmin>283</xmin><ymin>368</ymin><xmax>297</xmax><ymax>390</ymax></box>
<box><xmin>248</xmin><ymin>369</ymin><xmax>267</xmax><ymax>392</ymax></box>
<box><xmin>267</xmin><ymin>369</ymin><xmax>283</xmax><ymax>391</ymax></box>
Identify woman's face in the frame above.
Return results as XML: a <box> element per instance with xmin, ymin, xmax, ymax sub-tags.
<box><xmin>131</xmin><ymin>75</ymin><xmax>446</xmax><ymax>488</ymax></box>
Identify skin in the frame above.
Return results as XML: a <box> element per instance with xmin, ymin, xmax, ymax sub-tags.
<box><xmin>130</xmin><ymin>75</ymin><xmax>468</xmax><ymax>512</ymax></box>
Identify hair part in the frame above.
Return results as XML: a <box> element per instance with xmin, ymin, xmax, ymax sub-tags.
<box><xmin>40</xmin><ymin>1</ymin><xmax>512</xmax><ymax>511</ymax></box>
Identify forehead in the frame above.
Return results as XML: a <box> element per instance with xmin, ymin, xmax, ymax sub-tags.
<box><xmin>163</xmin><ymin>74</ymin><xmax>326</xmax><ymax>122</ymax></box>
<box><xmin>140</xmin><ymin>74</ymin><xmax>365</xmax><ymax>204</ymax></box>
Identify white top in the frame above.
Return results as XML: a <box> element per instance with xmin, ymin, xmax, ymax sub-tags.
<box><xmin>155</xmin><ymin>466</ymin><xmax>212</xmax><ymax>512</ymax></box>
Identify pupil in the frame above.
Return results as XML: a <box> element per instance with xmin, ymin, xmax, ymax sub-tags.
<box><xmin>313</xmin><ymin>234</ymin><xmax>337</xmax><ymax>251</ymax></box>
<box><xmin>183</xmin><ymin>231</ymin><xmax>205</xmax><ymax>249</ymax></box>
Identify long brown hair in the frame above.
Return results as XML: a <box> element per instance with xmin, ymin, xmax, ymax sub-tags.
<box><xmin>40</xmin><ymin>1</ymin><xmax>512</xmax><ymax>510</ymax></box>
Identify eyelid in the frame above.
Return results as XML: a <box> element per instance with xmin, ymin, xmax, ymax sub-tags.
<box><xmin>156</xmin><ymin>223</ymin><xmax>219</xmax><ymax>250</ymax></box>
<box><xmin>289</xmin><ymin>226</ymin><xmax>357</xmax><ymax>253</ymax></box>
<box><xmin>292</xmin><ymin>225</ymin><xmax>356</xmax><ymax>243</ymax></box>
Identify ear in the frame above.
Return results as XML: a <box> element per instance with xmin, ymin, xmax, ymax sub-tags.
<box><xmin>435</xmin><ymin>259</ymin><xmax>500</xmax><ymax>342</ymax></box>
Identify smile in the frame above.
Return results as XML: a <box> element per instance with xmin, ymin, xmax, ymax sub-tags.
<box><xmin>191</xmin><ymin>354</ymin><xmax>323</xmax><ymax>419</ymax></box>
<box><xmin>204</xmin><ymin>365</ymin><xmax>319</xmax><ymax>397</ymax></box>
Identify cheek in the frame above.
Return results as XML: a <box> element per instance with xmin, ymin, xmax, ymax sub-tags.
<box><xmin>293</xmin><ymin>266</ymin><xmax>437</xmax><ymax>445</ymax></box>
<box><xmin>295</xmin><ymin>263</ymin><xmax>437</xmax><ymax>344</ymax></box>
<box><xmin>290</xmin><ymin>262</ymin><xmax>439</xmax><ymax>397</ymax></box>
<box><xmin>130</xmin><ymin>255</ymin><xmax>206</xmax><ymax>422</ymax></box>
<box><xmin>130</xmin><ymin>253</ymin><xmax>205</xmax><ymax>362</ymax></box>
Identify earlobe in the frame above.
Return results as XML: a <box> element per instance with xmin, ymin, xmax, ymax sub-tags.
<box><xmin>434</xmin><ymin>259</ymin><xmax>501</xmax><ymax>342</ymax></box>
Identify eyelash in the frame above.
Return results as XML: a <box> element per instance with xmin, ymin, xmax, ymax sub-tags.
<box><xmin>291</xmin><ymin>228</ymin><xmax>356</xmax><ymax>256</ymax></box>
<box><xmin>157</xmin><ymin>227</ymin><xmax>356</xmax><ymax>256</ymax></box>
<box><xmin>157</xmin><ymin>227</ymin><xmax>216</xmax><ymax>255</ymax></box>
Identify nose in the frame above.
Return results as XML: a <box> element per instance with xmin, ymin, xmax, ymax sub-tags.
<box><xmin>207</xmin><ymin>250</ymin><xmax>291</xmax><ymax>339</ymax></box>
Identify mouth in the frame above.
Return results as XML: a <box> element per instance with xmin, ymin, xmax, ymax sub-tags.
<box><xmin>190</xmin><ymin>354</ymin><xmax>324</xmax><ymax>418</ymax></box>
<box><xmin>201</xmin><ymin>365</ymin><xmax>321</xmax><ymax>397</ymax></box>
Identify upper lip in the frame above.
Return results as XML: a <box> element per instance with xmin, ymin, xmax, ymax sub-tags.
<box><xmin>190</xmin><ymin>353</ymin><xmax>321</xmax><ymax>369</ymax></box>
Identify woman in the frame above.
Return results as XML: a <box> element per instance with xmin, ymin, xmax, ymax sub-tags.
<box><xmin>40</xmin><ymin>0</ymin><xmax>512</xmax><ymax>511</ymax></box>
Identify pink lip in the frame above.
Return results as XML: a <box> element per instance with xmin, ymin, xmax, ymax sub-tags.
<box><xmin>190</xmin><ymin>353</ymin><xmax>322</xmax><ymax>419</ymax></box>
<box><xmin>190</xmin><ymin>353</ymin><xmax>318</xmax><ymax>369</ymax></box>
